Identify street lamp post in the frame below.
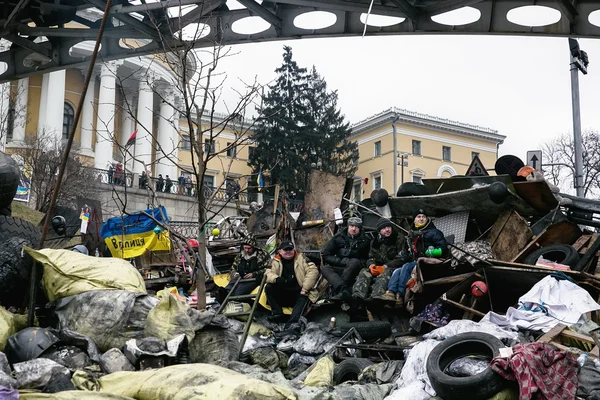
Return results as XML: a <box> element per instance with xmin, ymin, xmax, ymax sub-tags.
<box><xmin>568</xmin><ymin>38</ymin><xmax>589</xmax><ymax>198</ymax></box>
<box><xmin>397</xmin><ymin>153</ymin><xmax>409</xmax><ymax>184</ymax></box>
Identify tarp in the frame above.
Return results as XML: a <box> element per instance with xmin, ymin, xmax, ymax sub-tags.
<box><xmin>25</xmin><ymin>248</ymin><xmax>146</xmax><ymax>301</ymax></box>
<box><xmin>100</xmin><ymin>207</ymin><xmax>171</xmax><ymax>258</ymax></box>
<box><xmin>71</xmin><ymin>363</ymin><xmax>297</xmax><ymax>400</ymax></box>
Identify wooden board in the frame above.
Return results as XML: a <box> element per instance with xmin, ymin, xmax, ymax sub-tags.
<box><xmin>573</xmin><ymin>234</ymin><xmax>593</xmax><ymax>252</ymax></box>
<box><xmin>511</xmin><ymin>221</ymin><xmax>582</xmax><ymax>263</ymax></box>
<box><xmin>488</xmin><ymin>210</ymin><xmax>532</xmax><ymax>261</ymax></box>
<box><xmin>513</xmin><ymin>181</ymin><xmax>559</xmax><ymax>213</ymax></box>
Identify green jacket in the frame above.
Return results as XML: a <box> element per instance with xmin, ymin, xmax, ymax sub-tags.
<box><xmin>231</xmin><ymin>237</ymin><xmax>271</xmax><ymax>279</ymax></box>
<box><xmin>367</xmin><ymin>230</ymin><xmax>409</xmax><ymax>269</ymax></box>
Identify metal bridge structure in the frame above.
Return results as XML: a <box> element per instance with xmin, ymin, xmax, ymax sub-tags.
<box><xmin>0</xmin><ymin>0</ymin><xmax>598</xmax><ymax>82</ymax></box>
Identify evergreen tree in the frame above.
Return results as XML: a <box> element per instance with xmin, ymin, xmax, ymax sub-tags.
<box><xmin>250</xmin><ymin>47</ymin><xmax>358</xmax><ymax>194</ymax></box>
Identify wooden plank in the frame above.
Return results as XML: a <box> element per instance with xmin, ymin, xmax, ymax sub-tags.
<box><xmin>537</xmin><ymin>324</ymin><xmax>568</xmax><ymax>343</ymax></box>
<box><xmin>511</xmin><ymin>237</ymin><xmax>541</xmax><ymax>263</ymax></box>
<box><xmin>424</xmin><ymin>273</ymin><xmax>481</xmax><ymax>286</ymax></box>
<box><xmin>442</xmin><ymin>299</ymin><xmax>485</xmax><ymax>318</ymax></box>
<box><xmin>561</xmin><ymin>329</ymin><xmax>596</xmax><ymax>345</ymax></box>
<box><xmin>489</xmin><ymin>210</ymin><xmax>532</xmax><ymax>262</ymax></box>
<box><xmin>513</xmin><ymin>181</ymin><xmax>559</xmax><ymax>213</ymax></box>
<box><xmin>511</xmin><ymin>221</ymin><xmax>583</xmax><ymax>263</ymax></box>
<box><xmin>573</xmin><ymin>234</ymin><xmax>593</xmax><ymax>252</ymax></box>
<box><xmin>576</xmin><ymin>235</ymin><xmax>600</xmax><ymax>273</ymax></box>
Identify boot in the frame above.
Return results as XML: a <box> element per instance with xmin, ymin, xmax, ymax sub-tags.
<box><xmin>375</xmin><ymin>291</ymin><xmax>397</xmax><ymax>302</ymax></box>
<box><xmin>395</xmin><ymin>293</ymin><xmax>404</xmax><ymax>308</ymax></box>
<box><xmin>331</xmin><ymin>286</ymin><xmax>351</xmax><ymax>301</ymax></box>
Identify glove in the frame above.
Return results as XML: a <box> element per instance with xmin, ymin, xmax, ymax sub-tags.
<box><xmin>369</xmin><ymin>264</ymin><xmax>385</xmax><ymax>277</ymax></box>
<box><xmin>425</xmin><ymin>247</ymin><xmax>443</xmax><ymax>257</ymax></box>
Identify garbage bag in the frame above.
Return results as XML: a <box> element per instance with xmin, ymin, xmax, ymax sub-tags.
<box><xmin>489</xmin><ymin>389</ymin><xmax>519</xmax><ymax>400</ymax></box>
<box><xmin>315</xmin><ymin>382</ymin><xmax>395</xmax><ymax>400</ymax></box>
<box><xmin>388</xmin><ymin>339</ymin><xmax>440</xmax><ymax>400</ymax></box>
<box><xmin>20</xmin><ymin>392</ymin><xmax>135</xmax><ymax>400</ymax></box>
<box><xmin>42</xmin><ymin>371</ymin><xmax>76</xmax><ymax>393</ymax></box>
<box><xmin>189</xmin><ymin>328</ymin><xmax>239</xmax><ymax>364</ymax></box>
<box><xmin>53</xmin><ymin>291</ymin><xmax>158</xmax><ymax>352</ymax></box>
<box><xmin>99</xmin><ymin>349</ymin><xmax>136</xmax><ymax>374</ymax></box>
<box><xmin>244</xmin><ymin>347</ymin><xmax>287</xmax><ymax>372</ymax></box>
<box><xmin>5</xmin><ymin>327</ymin><xmax>60</xmax><ymax>363</ymax></box>
<box><xmin>444</xmin><ymin>355</ymin><xmax>490</xmax><ymax>377</ymax></box>
<box><xmin>0</xmin><ymin>352</ymin><xmax>10</xmax><ymax>375</ymax></box>
<box><xmin>124</xmin><ymin>335</ymin><xmax>185</xmax><ymax>366</ymax></box>
<box><xmin>25</xmin><ymin>247</ymin><xmax>146</xmax><ymax>301</ymax></box>
<box><xmin>0</xmin><ymin>386</ymin><xmax>18</xmax><ymax>400</ymax></box>
<box><xmin>144</xmin><ymin>292</ymin><xmax>195</xmax><ymax>342</ymax></box>
<box><xmin>14</xmin><ymin>358</ymin><xmax>70</xmax><ymax>389</ymax></box>
<box><xmin>288</xmin><ymin>352</ymin><xmax>317</xmax><ymax>369</ymax></box>
<box><xmin>242</xmin><ymin>334</ymin><xmax>277</xmax><ymax>354</ymax></box>
<box><xmin>293</xmin><ymin>324</ymin><xmax>338</xmax><ymax>356</ymax></box>
<box><xmin>71</xmin><ymin>363</ymin><xmax>298</xmax><ymax>399</ymax></box>
<box><xmin>40</xmin><ymin>345</ymin><xmax>91</xmax><ymax>372</ymax></box>
<box><xmin>0</xmin><ymin>370</ymin><xmax>18</xmax><ymax>389</ymax></box>
<box><xmin>51</xmin><ymin>328</ymin><xmax>102</xmax><ymax>363</ymax></box>
<box><xmin>303</xmin><ymin>356</ymin><xmax>334</xmax><ymax>387</ymax></box>
<box><xmin>276</xmin><ymin>336</ymin><xmax>298</xmax><ymax>353</ymax></box>
<box><xmin>423</xmin><ymin>320</ymin><xmax>518</xmax><ymax>344</ymax></box>
<box><xmin>358</xmin><ymin>360</ymin><xmax>405</xmax><ymax>384</ymax></box>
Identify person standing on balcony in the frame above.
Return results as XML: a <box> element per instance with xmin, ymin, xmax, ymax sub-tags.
<box><xmin>156</xmin><ymin>174</ymin><xmax>164</xmax><ymax>192</ymax></box>
<box><xmin>140</xmin><ymin>170</ymin><xmax>148</xmax><ymax>189</ymax></box>
<box><xmin>185</xmin><ymin>175</ymin><xmax>192</xmax><ymax>196</ymax></box>
<box><xmin>114</xmin><ymin>163</ymin><xmax>123</xmax><ymax>186</ymax></box>
<box><xmin>178</xmin><ymin>173</ymin><xmax>186</xmax><ymax>195</ymax></box>
<box><xmin>107</xmin><ymin>163</ymin><xmax>114</xmax><ymax>184</ymax></box>
<box><xmin>165</xmin><ymin>175</ymin><xmax>173</xmax><ymax>193</ymax></box>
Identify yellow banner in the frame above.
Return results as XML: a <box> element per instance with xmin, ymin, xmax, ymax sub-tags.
<box><xmin>104</xmin><ymin>230</ymin><xmax>171</xmax><ymax>259</ymax></box>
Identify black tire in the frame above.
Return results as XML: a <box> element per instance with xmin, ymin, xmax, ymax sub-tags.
<box><xmin>337</xmin><ymin>321</ymin><xmax>392</xmax><ymax>340</ymax></box>
<box><xmin>523</xmin><ymin>244</ymin><xmax>580</xmax><ymax>270</ymax></box>
<box><xmin>426</xmin><ymin>332</ymin><xmax>506</xmax><ymax>400</ymax></box>
<box><xmin>0</xmin><ymin>152</ymin><xmax>20</xmax><ymax>209</ymax></box>
<box><xmin>0</xmin><ymin>237</ymin><xmax>38</xmax><ymax>307</ymax></box>
<box><xmin>0</xmin><ymin>215</ymin><xmax>41</xmax><ymax>248</ymax></box>
<box><xmin>333</xmin><ymin>358</ymin><xmax>374</xmax><ymax>384</ymax></box>
<box><xmin>396</xmin><ymin>182</ymin><xmax>428</xmax><ymax>197</ymax></box>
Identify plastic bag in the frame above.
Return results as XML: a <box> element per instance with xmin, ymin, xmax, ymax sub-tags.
<box><xmin>124</xmin><ymin>335</ymin><xmax>185</xmax><ymax>366</ymax></box>
<box><xmin>303</xmin><ymin>355</ymin><xmax>334</xmax><ymax>387</ymax></box>
<box><xmin>322</xmin><ymin>382</ymin><xmax>395</xmax><ymax>400</ymax></box>
<box><xmin>144</xmin><ymin>292</ymin><xmax>195</xmax><ymax>342</ymax></box>
<box><xmin>53</xmin><ymin>290</ymin><xmax>158</xmax><ymax>352</ymax></box>
<box><xmin>293</xmin><ymin>324</ymin><xmax>338</xmax><ymax>356</ymax></box>
<box><xmin>14</xmin><ymin>358</ymin><xmax>70</xmax><ymax>389</ymax></box>
<box><xmin>444</xmin><ymin>355</ymin><xmax>490</xmax><ymax>377</ymax></box>
<box><xmin>423</xmin><ymin>320</ymin><xmax>518</xmax><ymax>343</ymax></box>
<box><xmin>0</xmin><ymin>306</ymin><xmax>17</xmax><ymax>351</ymax></box>
<box><xmin>71</xmin><ymin>363</ymin><xmax>297</xmax><ymax>400</ymax></box>
<box><xmin>244</xmin><ymin>347</ymin><xmax>287</xmax><ymax>372</ymax></box>
<box><xmin>25</xmin><ymin>247</ymin><xmax>146</xmax><ymax>301</ymax></box>
<box><xmin>242</xmin><ymin>334</ymin><xmax>277</xmax><ymax>354</ymax></box>
<box><xmin>388</xmin><ymin>340</ymin><xmax>440</xmax><ymax>399</ymax></box>
<box><xmin>20</xmin><ymin>391</ymin><xmax>135</xmax><ymax>399</ymax></box>
<box><xmin>189</xmin><ymin>328</ymin><xmax>239</xmax><ymax>364</ymax></box>
<box><xmin>358</xmin><ymin>360</ymin><xmax>405</xmax><ymax>384</ymax></box>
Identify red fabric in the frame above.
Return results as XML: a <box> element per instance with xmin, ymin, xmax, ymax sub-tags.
<box><xmin>490</xmin><ymin>342</ymin><xmax>578</xmax><ymax>400</ymax></box>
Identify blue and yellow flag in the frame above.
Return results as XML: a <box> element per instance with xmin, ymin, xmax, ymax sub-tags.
<box><xmin>257</xmin><ymin>167</ymin><xmax>264</xmax><ymax>192</ymax></box>
<box><xmin>100</xmin><ymin>206</ymin><xmax>171</xmax><ymax>258</ymax></box>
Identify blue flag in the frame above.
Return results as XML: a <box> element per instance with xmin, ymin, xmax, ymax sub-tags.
<box><xmin>257</xmin><ymin>167</ymin><xmax>264</xmax><ymax>192</ymax></box>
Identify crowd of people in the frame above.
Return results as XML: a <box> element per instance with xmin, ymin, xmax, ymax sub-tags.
<box><xmin>220</xmin><ymin>209</ymin><xmax>448</xmax><ymax>329</ymax></box>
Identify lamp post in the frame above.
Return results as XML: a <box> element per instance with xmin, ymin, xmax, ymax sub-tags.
<box><xmin>568</xmin><ymin>38</ymin><xmax>589</xmax><ymax>198</ymax></box>
<box><xmin>397</xmin><ymin>153</ymin><xmax>409</xmax><ymax>184</ymax></box>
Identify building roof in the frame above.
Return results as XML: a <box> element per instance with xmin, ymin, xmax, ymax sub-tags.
<box><xmin>351</xmin><ymin>107</ymin><xmax>506</xmax><ymax>144</ymax></box>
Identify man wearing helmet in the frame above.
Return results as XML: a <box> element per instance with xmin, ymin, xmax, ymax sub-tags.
<box><xmin>224</xmin><ymin>234</ymin><xmax>271</xmax><ymax>297</ymax></box>
<box><xmin>321</xmin><ymin>217</ymin><xmax>370</xmax><ymax>301</ymax></box>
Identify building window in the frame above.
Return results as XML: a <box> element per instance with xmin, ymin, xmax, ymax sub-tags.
<box><xmin>442</xmin><ymin>146</ymin><xmax>452</xmax><ymax>162</ymax></box>
<box><xmin>412</xmin><ymin>175</ymin><xmax>423</xmax><ymax>184</ymax></box>
<box><xmin>374</xmin><ymin>141</ymin><xmax>381</xmax><ymax>157</ymax></box>
<box><xmin>63</xmin><ymin>102</ymin><xmax>75</xmax><ymax>140</ymax></box>
<box><xmin>248</xmin><ymin>146</ymin><xmax>256</xmax><ymax>161</ymax></box>
<box><xmin>353</xmin><ymin>182</ymin><xmax>361</xmax><ymax>202</ymax></box>
<box><xmin>372</xmin><ymin>174</ymin><xmax>382</xmax><ymax>190</ymax></box>
<box><xmin>181</xmin><ymin>135</ymin><xmax>191</xmax><ymax>150</ymax></box>
<box><xmin>226</xmin><ymin>142</ymin><xmax>237</xmax><ymax>158</ymax></box>
<box><xmin>204</xmin><ymin>139</ymin><xmax>215</xmax><ymax>154</ymax></box>
<box><xmin>472</xmin><ymin>151</ymin><xmax>480</xmax><ymax>159</ymax></box>
<box><xmin>412</xmin><ymin>140</ymin><xmax>421</xmax><ymax>156</ymax></box>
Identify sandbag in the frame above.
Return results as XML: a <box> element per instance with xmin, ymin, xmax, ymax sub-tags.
<box><xmin>14</xmin><ymin>358</ymin><xmax>70</xmax><ymax>389</ymax></box>
<box><xmin>144</xmin><ymin>292</ymin><xmax>195</xmax><ymax>342</ymax></box>
<box><xmin>53</xmin><ymin>291</ymin><xmax>158</xmax><ymax>352</ymax></box>
<box><xmin>358</xmin><ymin>360</ymin><xmax>405</xmax><ymax>384</ymax></box>
<box><xmin>244</xmin><ymin>347</ymin><xmax>288</xmax><ymax>372</ymax></box>
<box><xmin>189</xmin><ymin>328</ymin><xmax>239</xmax><ymax>364</ymax></box>
<box><xmin>315</xmin><ymin>382</ymin><xmax>394</xmax><ymax>400</ymax></box>
<box><xmin>71</xmin><ymin>363</ymin><xmax>297</xmax><ymax>400</ymax></box>
<box><xmin>20</xmin><ymin>392</ymin><xmax>135</xmax><ymax>399</ymax></box>
<box><xmin>0</xmin><ymin>306</ymin><xmax>16</xmax><ymax>351</ymax></box>
<box><xmin>25</xmin><ymin>247</ymin><xmax>146</xmax><ymax>301</ymax></box>
<box><xmin>293</xmin><ymin>324</ymin><xmax>338</xmax><ymax>356</ymax></box>
<box><xmin>303</xmin><ymin>356</ymin><xmax>334</xmax><ymax>388</ymax></box>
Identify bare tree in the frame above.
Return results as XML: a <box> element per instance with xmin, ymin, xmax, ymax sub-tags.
<box><xmin>11</xmin><ymin>132</ymin><xmax>97</xmax><ymax>212</ymax></box>
<box><xmin>541</xmin><ymin>129</ymin><xmax>600</xmax><ymax>197</ymax></box>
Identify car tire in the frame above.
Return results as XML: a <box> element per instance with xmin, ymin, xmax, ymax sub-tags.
<box><xmin>337</xmin><ymin>321</ymin><xmax>392</xmax><ymax>341</ymax></box>
<box><xmin>426</xmin><ymin>332</ymin><xmax>506</xmax><ymax>400</ymax></box>
<box><xmin>370</xmin><ymin>189</ymin><xmax>389</xmax><ymax>207</ymax></box>
<box><xmin>0</xmin><ymin>215</ymin><xmax>41</xmax><ymax>248</ymax></box>
<box><xmin>333</xmin><ymin>358</ymin><xmax>374</xmax><ymax>384</ymax></box>
<box><xmin>396</xmin><ymin>182</ymin><xmax>428</xmax><ymax>197</ymax></box>
<box><xmin>523</xmin><ymin>244</ymin><xmax>580</xmax><ymax>270</ymax></box>
<box><xmin>0</xmin><ymin>152</ymin><xmax>20</xmax><ymax>210</ymax></box>
<box><xmin>0</xmin><ymin>236</ymin><xmax>39</xmax><ymax>307</ymax></box>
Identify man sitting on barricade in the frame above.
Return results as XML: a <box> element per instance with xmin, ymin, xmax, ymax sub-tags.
<box><xmin>321</xmin><ymin>216</ymin><xmax>370</xmax><ymax>302</ymax></box>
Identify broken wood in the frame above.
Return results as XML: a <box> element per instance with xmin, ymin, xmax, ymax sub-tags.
<box><xmin>511</xmin><ymin>221</ymin><xmax>582</xmax><ymax>263</ymax></box>
<box><xmin>488</xmin><ymin>210</ymin><xmax>532</xmax><ymax>261</ymax></box>
<box><xmin>424</xmin><ymin>272</ymin><xmax>481</xmax><ymax>286</ymax></box>
<box><xmin>575</xmin><ymin>234</ymin><xmax>600</xmax><ymax>273</ymax></box>
<box><xmin>573</xmin><ymin>234</ymin><xmax>593</xmax><ymax>252</ymax></box>
<box><xmin>442</xmin><ymin>298</ymin><xmax>485</xmax><ymax>318</ymax></box>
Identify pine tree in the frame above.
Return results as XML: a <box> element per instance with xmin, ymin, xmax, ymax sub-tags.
<box><xmin>250</xmin><ymin>47</ymin><xmax>358</xmax><ymax>194</ymax></box>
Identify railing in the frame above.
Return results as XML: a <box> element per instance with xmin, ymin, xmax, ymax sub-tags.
<box><xmin>91</xmin><ymin>167</ymin><xmax>133</xmax><ymax>187</ymax></box>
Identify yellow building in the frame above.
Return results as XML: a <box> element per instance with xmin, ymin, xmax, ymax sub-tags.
<box><xmin>350</xmin><ymin>108</ymin><xmax>506</xmax><ymax>201</ymax></box>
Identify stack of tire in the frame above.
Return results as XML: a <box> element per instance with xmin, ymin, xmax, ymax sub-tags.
<box><xmin>0</xmin><ymin>151</ymin><xmax>41</xmax><ymax>307</ymax></box>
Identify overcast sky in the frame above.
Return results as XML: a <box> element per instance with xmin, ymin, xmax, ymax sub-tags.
<box><xmin>212</xmin><ymin>33</ymin><xmax>600</xmax><ymax>169</ymax></box>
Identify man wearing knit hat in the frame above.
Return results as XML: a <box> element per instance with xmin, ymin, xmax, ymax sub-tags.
<box><xmin>321</xmin><ymin>216</ymin><xmax>370</xmax><ymax>301</ymax></box>
<box><xmin>352</xmin><ymin>217</ymin><xmax>409</xmax><ymax>301</ymax></box>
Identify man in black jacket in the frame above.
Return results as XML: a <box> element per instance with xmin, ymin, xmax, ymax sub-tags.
<box><xmin>321</xmin><ymin>217</ymin><xmax>370</xmax><ymax>301</ymax></box>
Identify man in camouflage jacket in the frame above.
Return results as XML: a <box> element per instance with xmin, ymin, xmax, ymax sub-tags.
<box><xmin>225</xmin><ymin>234</ymin><xmax>271</xmax><ymax>297</ymax></box>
